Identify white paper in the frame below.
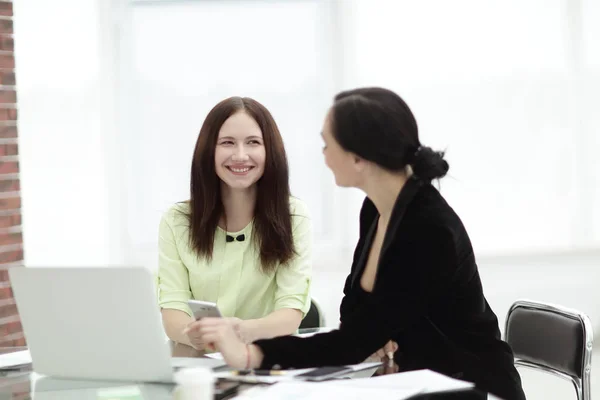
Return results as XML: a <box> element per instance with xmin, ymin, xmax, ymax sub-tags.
<box><xmin>234</xmin><ymin>381</ymin><xmax>423</xmax><ymax>400</ymax></box>
<box><xmin>213</xmin><ymin>367</ymin><xmax>315</xmax><ymax>384</ymax></box>
<box><xmin>334</xmin><ymin>369</ymin><xmax>474</xmax><ymax>393</ymax></box>
<box><xmin>212</xmin><ymin>361</ymin><xmax>382</xmax><ymax>384</ymax></box>
<box><xmin>0</xmin><ymin>350</ymin><xmax>31</xmax><ymax>369</ymax></box>
<box><xmin>204</xmin><ymin>352</ymin><xmax>223</xmax><ymax>359</ymax></box>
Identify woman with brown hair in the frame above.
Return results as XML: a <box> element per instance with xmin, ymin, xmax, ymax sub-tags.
<box><xmin>157</xmin><ymin>97</ymin><xmax>312</xmax><ymax>351</ymax></box>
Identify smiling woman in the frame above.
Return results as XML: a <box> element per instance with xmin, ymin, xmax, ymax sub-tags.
<box><xmin>157</xmin><ymin>97</ymin><xmax>313</xmax><ymax>351</ymax></box>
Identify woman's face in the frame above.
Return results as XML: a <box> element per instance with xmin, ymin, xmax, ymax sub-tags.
<box><xmin>214</xmin><ymin>111</ymin><xmax>266</xmax><ymax>191</ymax></box>
<box><xmin>321</xmin><ymin>110</ymin><xmax>360</xmax><ymax>188</ymax></box>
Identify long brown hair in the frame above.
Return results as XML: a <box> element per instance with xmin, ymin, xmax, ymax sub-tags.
<box><xmin>184</xmin><ymin>97</ymin><xmax>295</xmax><ymax>273</ymax></box>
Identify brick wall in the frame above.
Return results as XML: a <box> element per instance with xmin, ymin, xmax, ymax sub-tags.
<box><xmin>0</xmin><ymin>0</ymin><xmax>25</xmax><ymax>348</ymax></box>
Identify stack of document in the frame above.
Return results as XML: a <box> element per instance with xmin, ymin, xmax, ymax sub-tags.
<box><xmin>236</xmin><ymin>381</ymin><xmax>423</xmax><ymax>400</ymax></box>
<box><xmin>0</xmin><ymin>349</ymin><xmax>31</xmax><ymax>370</ymax></box>
<box><xmin>235</xmin><ymin>369</ymin><xmax>474</xmax><ymax>399</ymax></box>
<box><xmin>213</xmin><ymin>362</ymin><xmax>382</xmax><ymax>384</ymax></box>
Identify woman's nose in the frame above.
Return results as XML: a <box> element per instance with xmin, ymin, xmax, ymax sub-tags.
<box><xmin>231</xmin><ymin>145</ymin><xmax>249</xmax><ymax>161</ymax></box>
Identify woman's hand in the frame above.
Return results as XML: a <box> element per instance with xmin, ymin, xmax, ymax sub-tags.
<box><xmin>185</xmin><ymin>317</ymin><xmax>249</xmax><ymax>369</ymax></box>
<box><xmin>365</xmin><ymin>340</ymin><xmax>398</xmax><ymax>367</ymax></box>
<box><xmin>370</xmin><ymin>340</ymin><xmax>398</xmax><ymax>360</ymax></box>
<box><xmin>183</xmin><ymin>320</ymin><xmax>206</xmax><ymax>350</ymax></box>
<box><xmin>368</xmin><ymin>340</ymin><xmax>399</xmax><ymax>375</ymax></box>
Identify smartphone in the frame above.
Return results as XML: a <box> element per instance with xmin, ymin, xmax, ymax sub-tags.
<box><xmin>187</xmin><ymin>300</ymin><xmax>222</xmax><ymax>320</ymax></box>
<box><xmin>294</xmin><ymin>366</ymin><xmax>352</xmax><ymax>381</ymax></box>
<box><xmin>214</xmin><ymin>380</ymin><xmax>241</xmax><ymax>400</ymax></box>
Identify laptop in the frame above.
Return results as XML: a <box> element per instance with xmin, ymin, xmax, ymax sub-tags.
<box><xmin>9</xmin><ymin>266</ymin><xmax>225</xmax><ymax>383</ymax></box>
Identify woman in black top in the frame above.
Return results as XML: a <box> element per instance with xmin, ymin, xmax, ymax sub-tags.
<box><xmin>187</xmin><ymin>87</ymin><xmax>526</xmax><ymax>400</ymax></box>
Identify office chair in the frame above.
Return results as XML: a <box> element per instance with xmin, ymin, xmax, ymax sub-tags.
<box><xmin>299</xmin><ymin>298</ymin><xmax>326</xmax><ymax>329</ymax></box>
<box><xmin>505</xmin><ymin>299</ymin><xmax>593</xmax><ymax>400</ymax></box>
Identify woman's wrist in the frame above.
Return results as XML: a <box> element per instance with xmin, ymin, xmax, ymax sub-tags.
<box><xmin>238</xmin><ymin>319</ymin><xmax>257</xmax><ymax>343</ymax></box>
<box><xmin>247</xmin><ymin>344</ymin><xmax>264</xmax><ymax>369</ymax></box>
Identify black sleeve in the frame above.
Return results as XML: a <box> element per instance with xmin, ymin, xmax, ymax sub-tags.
<box><xmin>338</xmin><ymin>273</ymin><xmax>353</xmax><ymax>325</ymax></box>
<box><xmin>254</xmin><ymin>223</ymin><xmax>456</xmax><ymax>369</ymax></box>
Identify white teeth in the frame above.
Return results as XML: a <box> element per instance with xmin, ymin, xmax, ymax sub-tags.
<box><xmin>230</xmin><ymin>167</ymin><xmax>250</xmax><ymax>173</ymax></box>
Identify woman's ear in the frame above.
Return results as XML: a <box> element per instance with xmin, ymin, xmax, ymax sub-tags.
<box><xmin>353</xmin><ymin>155</ymin><xmax>366</xmax><ymax>173</ymax></box>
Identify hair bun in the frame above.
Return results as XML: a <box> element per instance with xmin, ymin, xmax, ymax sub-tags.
<box><xmin>410</xmin><ymin>146</ymin><xmax>449</xmax><ymax>181</ymax></box>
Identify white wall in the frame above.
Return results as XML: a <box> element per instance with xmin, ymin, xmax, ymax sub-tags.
<box><xmin>338</xmin><ymin>0</ymin><xmax>600</xmax><ymax>256</ymax></box>
<box><xmin>13</xmin><ymin>0</ymin><xmax>125</xmax><ymax>266</ymax></box>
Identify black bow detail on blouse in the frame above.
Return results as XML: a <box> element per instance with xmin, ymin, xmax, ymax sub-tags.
<box><xmin>226</xmin><ymin>234</ymin><xmax>246</xmax><ymax>243</ymax></box>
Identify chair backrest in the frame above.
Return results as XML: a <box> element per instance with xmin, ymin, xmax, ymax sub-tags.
<box><xmin>505</xmin><ymin>299</ymin><xmax>593</xmax><ymax>400</ymax></box>
<box><xmin>299</xmin><ymin>298</ymin><xmax>325</xmax><ymax>329</ymax></box>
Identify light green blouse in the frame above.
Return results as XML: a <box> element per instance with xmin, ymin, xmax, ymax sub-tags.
<box><xmin>157</xmin><ymin>197</ymin><xmax>312</xmax><ymax>320</ymax></box>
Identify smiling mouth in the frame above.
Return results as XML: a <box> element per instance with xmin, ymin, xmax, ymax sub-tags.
<box><xmin>227</xmin><ymin>166</ymin><xmax>255</xmax><ymax>174</ymax></box>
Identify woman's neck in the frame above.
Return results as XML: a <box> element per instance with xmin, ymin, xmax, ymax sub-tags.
<box><xmin>220</xmin><ymin>184</ymin><xmax>257</xmax><ymax>232</ymax></box>
<box><xmin>361</xmin><ymin>170</ymin><xmax>409</xmax><ymax>223</ymax></box>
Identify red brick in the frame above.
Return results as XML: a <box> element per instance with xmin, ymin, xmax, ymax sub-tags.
<box><xmin>0</xmin><ymin>123</ymin><xmax>16</xmax><ymax>137</ymax></box>
<box><xmin>0</xmin><ymin>301</ymin><xmax>16</xmax><ymax>318</ymax></box>
<box><xmin>0</xmin><ymin>90</ymin><xmax>15</xmax><ymax>103</ymax></box>
<box><xmin>0</xmin><ymin>19</ymin><xmax>12</xmax><ymax>35</ymax></box>
<box><xmin>7</xmin><ymin>319</ymin><xmax>21</xmax><ymax>334</ymax></box>
<box><xmin>0</xmin><ymin>142</ymin><xmax>17</xmax><ymax>155</ymax></box>
<box><xmin>0</xmin><ymin>197</ymin><xmax>20</xmax><ymax>210</ymax></box>
<box><xmin>6</xmin><ymin>319</ymin><xmax>21</xmax><ymax>335</ymax></box>
<box><xmin>0</xmin><ymin>177</ymin><xmax>18</xmax><ymax>191</ymax></box>
<box><xmin>0</xmin><ymin>69</ymin><xmax>14</xmax><ymax>85</ymax></box>
<box><xmin>0</xmin><ymin>331</ymin><xmax>24</xmax><ymax>345</ymax></box>
<box><xmin>0</xmin><ymin>3</ymin><xmax>12</xmax><ymax>17</ymax></box>
<box><xmin>0</xmin><ymin>35</ymin><xmax>12</xmax><ymax>51</ymax></box>
<box><xmin>0</xmin><ymin>285</ymin><xmax>12</xmax><ymax>300</ymax></box>
<box><xmin>0</xmin><ymin>54</ymin><xmax>13</xmax><ymax>68</ymax></box>
<box><xmin>0</xmin><ymin>143</ymin><xmax>17</xmax><ymax>156</ymax></box>
<box><xmin>0</xmin><ymin>107</ymin><xmax>16</xmax><ymax>120</ymax></box>
<box><xmin>0</xmin><ymin>268</ymin><xmax>8</xmax><ymax>282</ymax></box>
<box><xmin>0</xmin><ymin>231</ymin><xmax>21</xmax><ymax>246</ymax></box>
<box><xmin>0</xmin><ymin>160</ymin><xmax>17</xmax><ymax>173</ymax></box>
<box><xmin>13</xmin><ymin>335</ymin><xmax>26</xmax><ymax>347</ymax></box>
<box><xmin>0</xmin><ymin>249</ymin><xmax>22</xmax><ymax>263</ymax></box>
<box><xmin>0</xmin><ymin>213</ymin><xmax>20</xmax><ymax>228</ymax></box>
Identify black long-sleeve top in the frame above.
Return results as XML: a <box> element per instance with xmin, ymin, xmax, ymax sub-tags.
<box><xmin>254</xmin><ymin>177</ymin><xmax>526</xmax><ymax>400</ymax></box>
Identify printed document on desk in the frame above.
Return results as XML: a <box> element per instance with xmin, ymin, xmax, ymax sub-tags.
<box><xmin>212</xmin><ymin>362</ymin><xmax>382</xmax><ymax>384</ymax></box>
<box><xmin>334</xmin><ymin>369</ymin><xmax>475</xmax><ymax>393</ymax></box>
<box><xmin>235</xmin><ymin>381</ymin><xmax>423</xmax><ymax>400</ymax></box>
<box><xmin>0</xmin><ymin>350</ymin><xmax>31</xmax><ymax>370</ymax></box>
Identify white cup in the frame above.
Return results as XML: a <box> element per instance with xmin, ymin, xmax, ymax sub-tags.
<box><xmin>174</xmin><ymin>367</ymin><xmax>215</xmax><ymax>400</ymax></box>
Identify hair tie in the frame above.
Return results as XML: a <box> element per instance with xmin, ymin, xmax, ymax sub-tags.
<box><xmin>408</xmin><ymin>146</ymin><xmax>422</xmax><ymax>164</ymax></box>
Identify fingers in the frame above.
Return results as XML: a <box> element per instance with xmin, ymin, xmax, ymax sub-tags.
<box><xmin>384</xmin><ymin>340</ymin><xmax>398</xmax><ymax>353</ymax></box>
<box><xmin>383</xmin><ymin>340</ymin><xmax>395</xmax><ymax>360</ymax></box>
<box><xmin>183</xmin><ymin>317</ymin><xmax>224</xmax><ymax>334</ymax></box>
<box><xmin>383</xmin><ymin>360</ymin><xmax>399</xmax><ymax>374</ymax></box>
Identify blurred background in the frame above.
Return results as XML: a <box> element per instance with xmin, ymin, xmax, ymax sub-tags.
<box><xmin>3</xmin><ymin>0</ymin><xmax>600</xmax><ymax>398</ymax></box>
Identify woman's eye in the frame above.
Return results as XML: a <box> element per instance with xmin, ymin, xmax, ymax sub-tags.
<box><xmin>248</xmin><ymin>140</ymin><xmax>261</xmax><ymax>145</ymax></box>
<box><xmin>221</xmin><ymin>141</ymin><xmax>233</xmax><ymax>145</ymax></box>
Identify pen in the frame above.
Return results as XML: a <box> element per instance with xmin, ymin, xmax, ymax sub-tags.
<box><xmin>231</xmin><ymin>370</ymin><xmax>286</xmax><ymax>376</ymax></box>
<box><xmin>254</xmin><ymin>370</ymin><xmax>286</xmax><ymax>376</ymax></box>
